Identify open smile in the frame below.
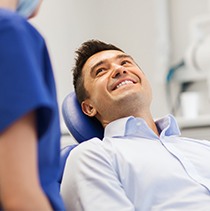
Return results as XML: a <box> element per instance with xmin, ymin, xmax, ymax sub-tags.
<box><xmin>112</xmin><ymin>79</ymin><xmax>136</xmax><ymax>91</ymax></box>
<box><xmin>116</xmin><ymin>80</ymin><xmax>134</xmax><ymax>89</ymax></box>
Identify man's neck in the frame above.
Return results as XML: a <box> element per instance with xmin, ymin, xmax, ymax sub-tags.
<box><xmin>138</xmin><ymin>113</ymin><xmax>159</xmax><ymax>136</ymax></box>
<box><xmin>101</xmin><ymin>113</ymin><xmax>160</xmax><ymax>137</ymax></box>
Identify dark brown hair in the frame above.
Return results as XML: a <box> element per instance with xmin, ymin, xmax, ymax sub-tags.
<box><xmin>72</xmin><ymin>39</ymin><xmax>124</xmax><ymax>103</ymax></box>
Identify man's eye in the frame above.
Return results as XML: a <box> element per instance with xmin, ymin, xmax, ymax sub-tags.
<box><xmin>96</xmin><ymin>68</ymin><xmax>105</xmax><ymax>76</ymax></box>
<box><xmin>121</xmin><ymin>60</ymin><xmax>130</xmax><ymax>65</ymax></box>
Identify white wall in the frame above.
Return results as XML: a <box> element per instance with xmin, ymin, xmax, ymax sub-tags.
<box><xmin>169</xmin><ymin>0</ymin><xmax>210</xmax><ymax>65</ymax></box>
<box><xmin>31</xmin><ymin>0</ymin><xmax>210</xmax><ymax>126</ymax></box>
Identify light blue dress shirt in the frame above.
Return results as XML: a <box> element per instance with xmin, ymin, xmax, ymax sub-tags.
<box><xmin>61</xmin><ymin>115</ymin><xmax>210</xmax><ymax>211</ymax></box>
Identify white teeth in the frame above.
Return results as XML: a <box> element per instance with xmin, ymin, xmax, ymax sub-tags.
<box><xmin>116</xmin><ymin>80</ymin><xmax>133</xmax><ymax>89</ymax></box>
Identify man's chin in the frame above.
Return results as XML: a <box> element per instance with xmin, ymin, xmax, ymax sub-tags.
<box><xmin>112</xmin><ymin>92</ymin><xmax>141</xmax><ymax>106</ymax></box>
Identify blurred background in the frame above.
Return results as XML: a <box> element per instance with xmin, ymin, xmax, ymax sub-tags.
<box><xmin>30</xmin><ymin>0</ymin><xmax>210</xmax><ymax>145</ymax></box>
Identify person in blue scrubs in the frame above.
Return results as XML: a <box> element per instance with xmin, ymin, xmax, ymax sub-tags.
<box><xmin>0</xmin><ymin>0</ymin><xmax>65</xmax><ymax>210</ymax></box>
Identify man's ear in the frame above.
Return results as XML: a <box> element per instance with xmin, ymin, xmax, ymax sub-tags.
<box><xmin>81</xmin><ymin>99</ymin><xmax>97</xmax><ymax>117</ymax></box>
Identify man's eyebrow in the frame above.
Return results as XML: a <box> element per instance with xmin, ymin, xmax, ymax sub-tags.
<box><xmin>90</xmin><ymin>53</ymin><xmax>135</xmax><ymax>74</ymax></box>
<box><xmin>117</xmin><ymin>54</ymin><xmax>140</xmax><ymax>68</ymax></box>
<box><xmin>116</xmin><ymin>54</ymin><xmax>134</xmax><ymax>61</ymax></box>
<box><xmin>90</xmin><ymin>60</ymin><xmax>105</xmax><ymax>75</ymax></box>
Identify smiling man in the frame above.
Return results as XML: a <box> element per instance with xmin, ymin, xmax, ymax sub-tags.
<box><xmin>61</xmin><ymin>40</ymin><xmax>210</xmax><ymax>211</ymax></box>
<box><xmin>81</xmin><ymin>49</ymin><xmax>156</xmax><ymax>131</ymax></box>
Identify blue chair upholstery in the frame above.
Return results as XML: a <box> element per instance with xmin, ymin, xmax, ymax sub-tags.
<box><xmin>62</xmin><ymin>92</ymin><xmax>104</xmax><ymax>143</ymax></box>
<box><xmin>57</xmin><ymin>144</ymin><xmax>77</xmax><ymax>187</ymax></box>
<box><xmin>58</xmin><ymin>92</ymin><xmax>104</xmax><ymax>187</ymax></box>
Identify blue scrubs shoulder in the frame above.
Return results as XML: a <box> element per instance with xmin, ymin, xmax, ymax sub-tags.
<box><xmin>0</xmin><ymin>9</ymin><xmax>65</xmax><ymax>210</ymax></box>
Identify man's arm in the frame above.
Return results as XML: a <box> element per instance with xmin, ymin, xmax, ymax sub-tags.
<box><xmin>61</xmin><ymin>140</ymin><xmax>135</xmax><ymax>211</ymax></box>
<box><xmin>0</xmin><ymin>112</ymin><xmax>52</xmax><ymax>210</ymax></box>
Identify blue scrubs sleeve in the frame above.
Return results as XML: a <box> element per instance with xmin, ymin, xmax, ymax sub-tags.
<box><xmin>0</xmin><ymin>13</ymin><xmax>53</xmax><ymax>138</ymax></box>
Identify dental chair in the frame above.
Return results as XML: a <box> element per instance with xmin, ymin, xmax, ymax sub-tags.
<box><xmin>58</xmin><ymin>92</ymin><xmax>104</xmax><ymax>187</ymax></box>
<box><xmin>62</xmin><ymin>92</ymin><xmax>104</xmax><ymax>143</ymax></box>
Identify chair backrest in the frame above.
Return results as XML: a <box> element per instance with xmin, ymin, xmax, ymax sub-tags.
<box><xmin>58</xmin><ymin>92</ymin><xmax>104</xmax><ymax>187</ymax></box>
<box><xmin>57</xmin><ymin>144</ymin><xmax>77</xmax><ymax>187</ymax></box>
<box><xmin>62</xmin><ymin>92</ymin><xmax>104</xmax><ymax>143</ymax></box>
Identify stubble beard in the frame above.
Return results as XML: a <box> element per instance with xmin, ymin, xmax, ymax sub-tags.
<box><xmin>110</xmin><ymin>91</ymin><xmax>151</xmax><ymax>119</ymax></box>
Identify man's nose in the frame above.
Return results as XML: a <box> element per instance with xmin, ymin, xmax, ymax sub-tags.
<box><xmin>111</xmin><ymin>65</ymin><xmax>127</xmax><ymax>78</ymax></box>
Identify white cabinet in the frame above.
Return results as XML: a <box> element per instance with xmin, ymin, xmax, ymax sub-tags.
<box><xmin>172</xmin><ymin>68</ymin><xmax>210</xmax><ymax>139</ymax></box>
<box><xmin>180</xmin><ymin>126</ymin><xmax>210</xmax><ymax>140</ymax></box>
<box><xmin>173</xmin><ymin>68</ymin><xmax>210</xmax><ymax>97</ymax></box>
<box><xmin>177</xmin><ymin>115</ymin><xmax>210</xmax><ymax>140</ymax></box>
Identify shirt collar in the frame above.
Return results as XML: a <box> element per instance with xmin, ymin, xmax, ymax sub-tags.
<box><xmin>104</xmin><ymin>114</ymin><xmax>181</xmax><ymax>139</ymax></box>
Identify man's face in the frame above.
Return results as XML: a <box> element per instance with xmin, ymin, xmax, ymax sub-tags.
<box><xmin>81</xmin><ymin>50</ymin><xmax>152</xmax><ymax>125</ymax></box>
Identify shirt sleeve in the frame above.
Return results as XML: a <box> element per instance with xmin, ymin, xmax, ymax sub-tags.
<box><xmin>0</xmin><ymin>14</ymin><xmax>53</xmax><ymax>137</ymax></box>
<box><xmin>61</xmin><ymin>139</ymin><xmax>135</xmax><ymax>211</ymax></box>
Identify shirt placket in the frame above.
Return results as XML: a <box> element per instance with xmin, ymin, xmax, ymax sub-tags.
<box><xmin>159</xmin><ymin>136</ymin><xmax>210</xmax><ymax>193</ymax></box>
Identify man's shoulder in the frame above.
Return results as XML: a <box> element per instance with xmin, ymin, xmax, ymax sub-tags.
<box><xmin>73</xmin><ymin>138</ymin><xmax>103</xmax><ymax>152</ymax></box>
<box><xmin>67</xmin><ymin>138</ymin><xmax>111</xmax><ymax>161</ymax></box>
